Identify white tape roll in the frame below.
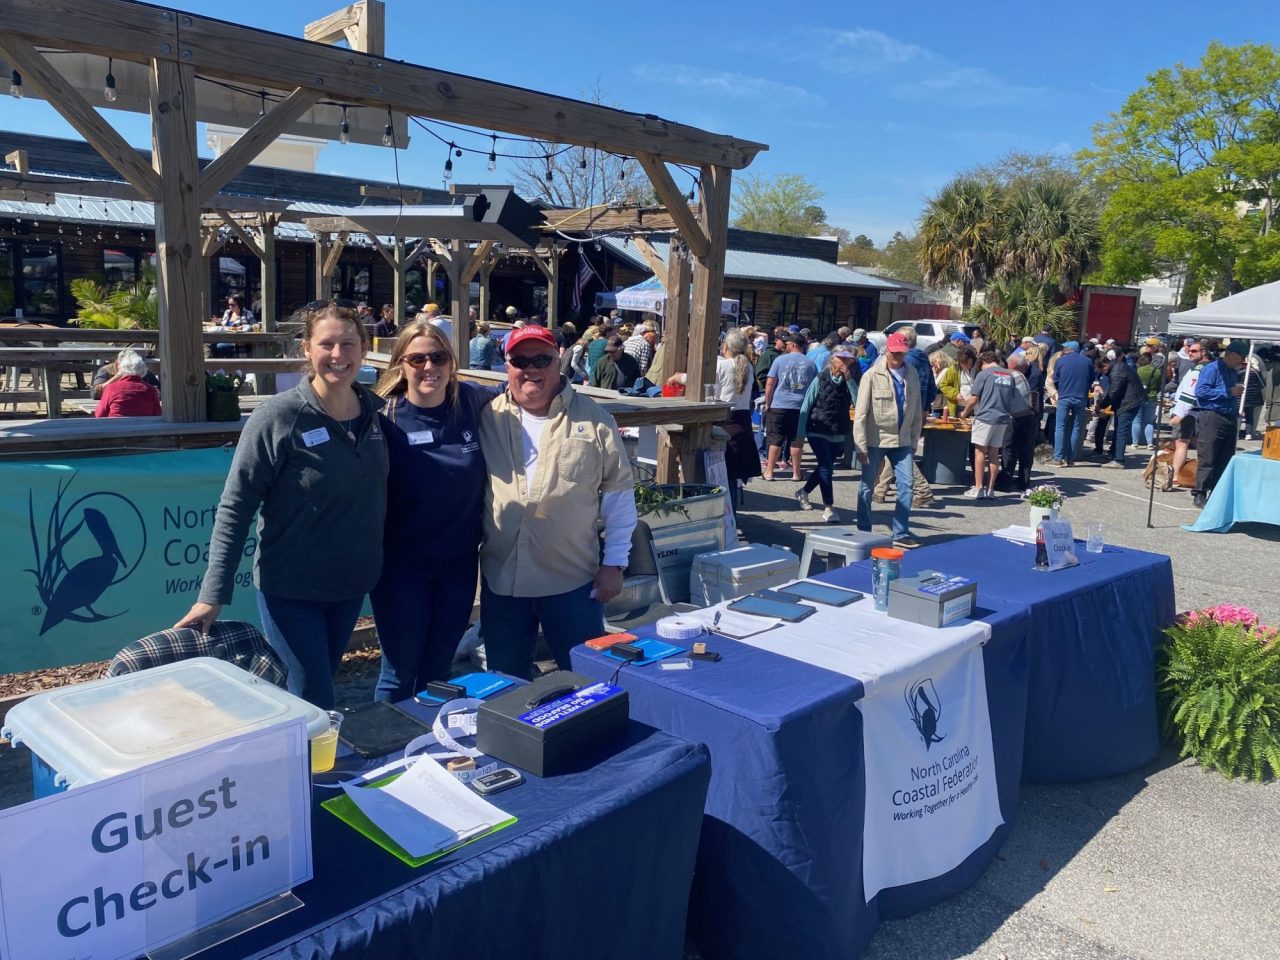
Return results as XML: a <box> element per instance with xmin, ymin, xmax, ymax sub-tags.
<box><xmin>656</xmin><ymin>616</ymin><xmax>707</xmax><ymax>641</ymax></box>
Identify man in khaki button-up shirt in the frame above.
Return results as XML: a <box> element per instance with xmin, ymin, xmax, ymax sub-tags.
<box><xmin>477</xmin><ymin>326</ymin><xmax>636</xmax><ymax>678</ymax></box>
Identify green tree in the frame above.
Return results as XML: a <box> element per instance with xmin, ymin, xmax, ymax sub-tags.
<box><xmin>1079</xmin><ymin>42</ymin><xmax>1280</xmax><ymax>297</ymax></box>
<box><xmin>852</xmin><ymin>234</ymin><xmax>876</xmax><ymax>250</ymax></box>
<box><xmin>964</xmin><ymin>277</ymin><xmax>1078</xmax><ymax>348</ymax></box>
<box><xmin>731</xmin><ymin>173</ymin><xmax>828</xmax><ymax>235</ymax></box>
<box><xmin>918</xmin><ymin>176</ymin><xmax>1001</xmax><ymax>308</ymax></box>
<box><xmin>877</xmin><ymin>231</ymin><xmax>923</xmax><ymax>284</ymax></box>
<box><xmin>997</xmin><ymin>175</ymin><xmax>1101</xmax><ymax>294</ymax></box>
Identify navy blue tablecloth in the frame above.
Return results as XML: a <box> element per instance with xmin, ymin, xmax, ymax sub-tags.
<box><xmin>572</xmin><ymin>586</ymin><xmax>1031</xmax><ymax>960</ymax></box>
<box><xmin>203</xmin><ymin>714</ymin><xmax>710</xmax><ymax>960</ymax></box>
<box><xmin>860</xmin><ymin>535</ymin><xmax>1176</xmax><ymax>782</ymax></box>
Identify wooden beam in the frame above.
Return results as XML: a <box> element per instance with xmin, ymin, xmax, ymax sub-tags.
<box><xmin>304</xmin><ymin>2</ymin><xmax>385</xmax><ymax>55</ymax></box>
<box><xmin>258</xmin><ymin>218</ymin><xmax>278</xmax><ymax>394</ymax></box>
<box><xmin>391</xmin><ymin>236</ymin><xmax>405</xmax><ymax>323</ymax></box>
<box><xmin>478</xmin><ymin>256</ymin><xmax>494</xmax><ymax>327</ymax></box>
<box><xmin>406</xmin><ymin>237</ymin><xmax>434</xmax><ymax>269</ymax></box>
<box><xmin>686</xmin><ymin>164</ymin><xmax>732</xmax><ymax>405</ymax></box>
<box><xmin>355</xmin><ymin>1</ymin><xmax>385</xmax><ymax>57</ymax></box>
<box><xmin>633</xmin><ymin>236</ymin><xmax>668</xmax><ymax>286</ymax></box>
<box><xmin>197</xmin><ymin>86</ymin><xmax>321</xmax><ymax>204</ymax></box>
<box><xmin>546</xmin><ymin>248</ymin><xmax>560</xmax><ymax>326</ymax></box>
<box><xmin>216</xmin><ymin>210</ymin><xmax>264</xmax><ymax>260</ymax></box>
<box><xmin>461</xmin><ymin>240</ymin><xmax>493</xmax><ymax>285</ymax></box>
<box><xmin>313</xmin><ymin>235</ymin><xmax>330</xmax><ymax>300</ymax></box>
<box><xmin>322</xmin><ymin>232</ymin><xmax>349</xmax><ymax>277</ymax></box>
<box><xmin>447</xmin><ymin>239</ymin><xmax>469</xmax><ymax>363</ymax></box>
<box><xmin>150</xmin><ymin>57</ymin><xmax>204</xmax><ymax>422</ymax></box>
<box><xmin>537</xmin><ymin>206</ymin><xmax>686</xmax><ymax>235</ymax></box>
<box><xmin>361</xmin><ymin>183</ymin><xmax>421</xmax><ymax>205</ymax></box>
<box><xmin>5</xmin><ymin>150</ymin><xmax>29</xmax><ymax>174</ymax></box>
<box><xmin>0</xmin><ymin>37</ymin><xmax>160</xmax><ymax>199</ymax></box>
<box><xmin>661</xmin><ymin>240</ymin><xmax>691</xmax><ymax>385</ymax></box>
<box><xmin>200</xmin><ymin>228</ymin><xmax>226</xmax><ymax>258</ymax></box>
<box><xmin>365</xmin><ymin>230</ymin><xmax>397</xmax><ymax>271</ymax></box>
<box><xmin>634</xmin><ymin>153</ymin><xmax>709</xmax><ymax>259</ymax></box>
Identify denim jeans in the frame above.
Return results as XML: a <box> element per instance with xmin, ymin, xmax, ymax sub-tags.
<box><xmin>1131</xmin><ymin>400</ymin><xmax>1156</xmax><ymax>446</ymax></box>
<box><xmin>802</xmin><ymin>435</ymin><xmax>842</xmax><ymax>505</ymax></box>
<box><xmin>256</xmin><ymin>592</ymin><xmax>364</xmax><ymax>709</ymax></box>
<box><xmin>1111</xmin><ymin>406</ymin><xmax>1138</xmax><ymax>463</ymax></box>
<box><xmin>480</xmin><ymin>579</ymin><xmax>604</xmax><ymax>679</ymax></box>
<box><xmin>858</xmin><ymin>446</ymin><xmax>913</xmax><ymax>538</ymax></box>
<box><xmin>369</xmin><ymin>556</ymin><xmax>479</xmax><ymax>702</ymax></box>
<box><xmin>1054</xmin><ymin>397</ymin><xmax>1086</xmax><ymax>462</ymax></box>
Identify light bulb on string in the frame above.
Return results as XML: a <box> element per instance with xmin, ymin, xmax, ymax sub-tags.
<box><xmin>618</xmin><ymin>160</ymin><xmax>627</xmax><ymax>182</ymax></box>
<box><xmin>579</xmin><ymin>150</ymin><xmax>588</xmax><ymax>170</ymax></box>
<box><xmin>9</xmin><ymin>71</ymin><xmax>22</xmax><ymax>99</ymax></box>
<box><xmin>258</xmin><ymin>91</ymin><xmax>266</xmax><ymax>118</ymax></box>
<box><xmin>339</xmin><ymin>106</ymin><xmax>351</xmax><ymax>145</ymax></box>
<box><xmin>487</xmin><ymin>134</ymin><xmax>497</xmax><ymax>172</ymax></box>
<box><xmin>443</xmin><ymin>142</ymin><xmax>454</xmax><ymax>181</ymax></box>
<box><xmin>382</xmin><ymin>109</ymin><xmax>394</xmax><ymax>148</ymax></box>
<box><xmin>545</xmin><ymin>153</ymin><xmax>554</xmax><ymax>184</ymax></box>
<box><xmin>103</xmin><ymin>59</ymin><xmax>117</xmax><ymax>102</ymax></box>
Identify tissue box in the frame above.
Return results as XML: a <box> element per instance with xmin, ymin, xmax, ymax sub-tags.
<box><xmin>887</xmin><ymin>571</ymin><xmax>977</xmax><ymax>628</ymax></box>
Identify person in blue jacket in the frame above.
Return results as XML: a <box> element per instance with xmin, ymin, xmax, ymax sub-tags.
<box><xmin>1191</xmin><ymin>340</ymin><xmax>1247</xmax><ymax>508</ymax></box>
<box><xmin>370</xmin><ymin>319</ymin><xmax>499</xmax><ymax>701</ymax></box>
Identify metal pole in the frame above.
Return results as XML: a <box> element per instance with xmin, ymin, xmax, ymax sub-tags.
<box><xmin>1235</xmin><ymin>340</ymin><xmax>1254</xmax><ymax>454</ymax></box>
<box><xmin>1146</xmin><ymin>369</ymin><xmax>1167</xmax><ymax>529</ymax></box>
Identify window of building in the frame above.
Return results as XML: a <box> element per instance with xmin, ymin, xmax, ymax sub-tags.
<box><xmin>0</xmin><ymin>243</ymin><xmax>14</xmax><ymax>316</ymax></box>
<box><xmin>771</xmin><ymin>291</ymin><xmax>799</xmax><ymax>326</ymax></box>
<box><xmin>19</xmin><ymin>242</ymin><xmax>62</xmax><ymax>318</ymax></box>
<box><xmin>101</xmin><ymin>247</ymin><xmax>155</xmax><ymax>286</ymax></box>
<box><xmin>330</xmin><ymin>263</ymin><xmax>372</xmax><ymax>304</ymax></box>
<box><xmin>731</xmin><ymin>288</ymin><xmax>756</xmax><ymax>324</ymax></box>
<box><xmin>814</xmin><ymin>294</ymin><xmax>838</xmax><ymax>330</ymax></box>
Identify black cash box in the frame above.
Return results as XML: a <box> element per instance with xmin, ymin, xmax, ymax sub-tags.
<box><xmin>476</xmin><ymin>670</ymin><xmax>629</xmax><ymax>777</ymax></box>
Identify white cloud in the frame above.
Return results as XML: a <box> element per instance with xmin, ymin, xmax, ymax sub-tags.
<box><xmin>894</xmin><ymin>67</ymin><xmax>1047</xmax><ymax>107</ymax></box>
<box><xmin>631</xmin><ymin>63</ymin><xmax>825</xmax><ymax>108</ymax></box>
<box><xmin>820</xmin><ymin>27</ymin><xmax>928</xmax><ymax>72</ymax></box>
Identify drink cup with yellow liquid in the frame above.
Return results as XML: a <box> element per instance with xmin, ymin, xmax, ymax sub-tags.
<box><xmin>311</xmin><ymin>710</ymin><xmax>344</xmax><ymax>773</ymax></box>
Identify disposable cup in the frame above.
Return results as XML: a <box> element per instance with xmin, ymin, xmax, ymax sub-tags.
<box><xmin>1085</xmin><ymin>523</ymin><xmax>1104</xmax><ymax>554</ymax></box>
<box><xmin>310</xmin><ymin>709</ymin><xmax>344</xmax><ymax>773</ymax></box>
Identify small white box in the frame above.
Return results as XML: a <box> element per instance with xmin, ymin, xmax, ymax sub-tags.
<box><xmin>689</xmin><ymin>543</ymin><xmax>801</xmax><ymax>606</ymax></box>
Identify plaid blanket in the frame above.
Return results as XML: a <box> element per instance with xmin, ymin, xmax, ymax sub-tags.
<box><xmin>105</xmin><ymin>620</ymin><xmax>287</xmax><ymax>688</ymax></box>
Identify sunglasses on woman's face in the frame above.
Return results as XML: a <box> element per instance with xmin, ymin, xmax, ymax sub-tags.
<box><xmin>403</xmin><ymin>351</ymin><xmax>451</xmax><ymax>368</ymax></box>
<box><xmin>306</xmin><ymin>298</ymin><xmax>357</xmax><ymax>310</ymax></box>
<box><xmin>507</xmin><ymin>353</ymin><xmax>556</xmax><ymax>370</ymax></box>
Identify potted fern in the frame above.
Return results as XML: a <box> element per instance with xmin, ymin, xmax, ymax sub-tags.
<box><xmin>1158</xmin><ymin>604</ymin><xmax>1280</xmax><ymax>781</ymax></box>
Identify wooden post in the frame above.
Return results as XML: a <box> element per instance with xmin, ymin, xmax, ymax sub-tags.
<box><xmin>425</xmin><ymin>259</ymin><xmax>438</xmax><ymax>307</ymax></box>
<box><xmin>314</xmin><ymin>234</ymin><xmax>330</xmax><ymax>300</ymax></box>
<box><xmin>150</xmin><ymin>58</ymin><xmax>204</xmax><ymax>422</ymax></box>
<box><xmin>547</xmin><ymin>246</ymin><xmax>560</xmax><ymax>327</ymax></box>
<box><xmin>447</xmin><ymin>238</ymin><xmax>470</xmax><ymax>363</ymax></box>
<box><xmin>685</xmin><ymin>164</ymin><xmax>732</xmax><ymax>480</ymax></box>
<box><xmin>258</xmin><ymin>217</ymin><xmax>277</xmax><ymax>395</ymax></box>
<box><xmin>478</xmin><ymin>254</ymin><xmax>495</xmax><ymax>326</ymax></box>
<box><xmin>392</xmin><ymin>236</ymin><xmax>406</xmax><ymax>323</ymax></box>
<box><xmin>657</xmin><ymin>239</ymin><xmax>692</xmax><ymax>482</ymax></box>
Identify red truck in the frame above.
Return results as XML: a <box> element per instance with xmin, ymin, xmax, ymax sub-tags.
<box><xmin>1078</xmin><ymin>285</ymin><xmax>1141</xmax><ymax>345</ymax></box>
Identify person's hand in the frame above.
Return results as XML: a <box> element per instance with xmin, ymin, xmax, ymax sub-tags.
<box><xmin>1231</xmin><ymin>384</ymin><xmax>1244</xmax><ymax>397</ymax></box>
<box><xmin>174</xmin><ymin>602</ymin><xmax>220</xmax><ymax>634</ymax></box>
<box><xmin>857</xmin><ymin>450</ymin><xmax>869</xmax><ymax>465</ymax></box>
<box><xmin>593</xmin><ymin>566</ymin><xmax>624</xmax><ymax>605</ymax></box>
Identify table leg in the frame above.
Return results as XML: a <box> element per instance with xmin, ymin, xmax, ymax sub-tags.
<box><xmin>43</xmin><ymin>366</ymin><xmax>62</xmax><ymax>419</ymax></box>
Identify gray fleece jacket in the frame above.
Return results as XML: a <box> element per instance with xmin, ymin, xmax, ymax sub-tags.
<box><xmin>198</xmin><ymin>379</ymin><xmax>388</xmax><ymax>606</ymax></box>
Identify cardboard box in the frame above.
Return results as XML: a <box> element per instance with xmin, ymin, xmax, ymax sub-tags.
<box><xmin>1263</xmin><ymin>426</ymin><xmax>1280</xmax><ymax>461</ymax></box>
<box><xmin>888</xmin><ymin>571</ymin><xmax>977</xmax><ymax>628</ymax></box>
<box><xmin>476</xmin><ymin>671</ymin><xmax>628</xmax><ymax>777</ymax></box>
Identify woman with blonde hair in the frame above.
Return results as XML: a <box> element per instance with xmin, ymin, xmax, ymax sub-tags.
<box><xmin>370</xmin><ymin>319</ymin><xmax>499</xmax><ymax>700</ymax></box>
<box><xmin>176</xmin><ymin>301</ymin><xmax>387</xmax><ymax>708</ymax></box>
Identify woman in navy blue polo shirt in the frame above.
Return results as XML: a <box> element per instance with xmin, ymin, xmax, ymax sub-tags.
<box><xmin>371</xmin><ymin>319</ymin><xmax>498</xmax><ymax>701</ymax></box>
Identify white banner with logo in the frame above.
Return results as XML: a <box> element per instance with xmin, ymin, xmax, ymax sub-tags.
<box><xmin>858</xmin><ymin>642</ymin><xmax>1002</xmax><ymax>901</ymax></box>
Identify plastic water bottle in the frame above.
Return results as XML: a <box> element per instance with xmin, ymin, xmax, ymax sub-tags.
<box><xmin>871</xmin><ymin>547</ymin><xmax>904</xmax><ymax>611</ymax></box>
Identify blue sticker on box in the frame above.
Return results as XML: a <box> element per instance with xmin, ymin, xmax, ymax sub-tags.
<box><xmin>517</xmin><ymin>682</ymin><xmax>622</xmax><ymax>729</ymax></box>
<box><xmin>915</xmin><ymin>576</ymin><xmax>974</xmax><ymax>596</ymax></box>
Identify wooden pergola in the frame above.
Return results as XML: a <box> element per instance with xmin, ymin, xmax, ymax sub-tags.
<box><xmin>0</xmin><ymin>0</ymin><xmax>765</xmax><ymax>427</ymax></box>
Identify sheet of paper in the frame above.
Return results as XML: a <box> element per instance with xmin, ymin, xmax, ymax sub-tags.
<box><xmin>991</xmin><ymin>525</ymin><xmax>1035</xmax><ymax>544</ymax></box>
<box><xmin>683</xmin><ymin>608</ymin><xmax>781</xmax><ymax>638</ymax></box>
<box><xmin>381</xmin><ymin>754</ymin><xmax>510</xmax><ymax>838</ymax></box>
<box><xmin>340</xmin><ymin>780</ymin><xmax>459</xmax><ymax>859</ymax></box>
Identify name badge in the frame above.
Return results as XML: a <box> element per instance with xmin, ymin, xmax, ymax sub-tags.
<box><xmin>301</xmin><ymin>427</ymin><xmax>330</xmax><ymax>447</ymax></box>
<box><xmin>408</xmin><ymin>430</ymin><xmax>434</xmax><ymax>446</ymax></box>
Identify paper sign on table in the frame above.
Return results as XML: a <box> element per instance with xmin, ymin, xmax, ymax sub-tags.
<box><xmin>1041</xmin><ymin>520</ymin><xmax>1078</xmax><ymax>571</ymax></box>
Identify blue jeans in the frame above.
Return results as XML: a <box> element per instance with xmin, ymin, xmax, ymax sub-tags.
<box><xmin>1112</xmin><ymin>406</ymin><xmax>1138</xmax><ymax>463</ymax></box>
<box><xmin>858</xmin><ymin>446</ymin><xmax>913</xmax><ymax>538</ymax></box>
<box><xmin>1131</xmin><ymin>400</ymin><xmax>1156</xmax><ymax>446</ymax></box>
<box><xmin>1054</xmin><ymin>397</ymin><xmax>1086</xmax><ymax>462</ymax></box>
<box><xmin>370</xmin><ymin>556</ymin><xmax>479</xmax><ymax>702</ymax></box>
<box><xmin>256</xmin><ymin>592</ymin><xmax>364</xmax><ymax>709</ymax></box>
<box><xmin>480</xmin><ymin>579</ymin><xmax>604</xmax><ymax>679</ymax></box>
<box><xmin>802</xmin><ymin>435</ymin><xmax>842</xmax><ymax>505</ymax></box>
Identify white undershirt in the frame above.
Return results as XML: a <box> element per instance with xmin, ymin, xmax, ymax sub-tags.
<box><xmin>519</xmin><ymin>408</ymin><xmax>547</xmax><ymax>494</ymax></box>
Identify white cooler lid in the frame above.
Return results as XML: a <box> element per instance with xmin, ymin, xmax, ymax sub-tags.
<box><xmin>693</xmin><ymin>543</ymin><xmax>799</xmax><ymax>583</ymax></box>
<box><xmin>2</xmin><ymin>657</ymin><xmax>327</xmax><ymax>789</ymax></box>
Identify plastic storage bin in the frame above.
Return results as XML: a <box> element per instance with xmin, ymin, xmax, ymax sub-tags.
<box><xmin>689</xmin><ymin>543</ymin><xmax>801</xmax><ymax>606</ymax></box>
<box><xmin>2</xmin><ymin>657</ymin><xmax>328</xmax><ymax>797</ymax></box>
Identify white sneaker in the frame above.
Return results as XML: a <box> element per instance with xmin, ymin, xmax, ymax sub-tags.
<box><xmin>964</xmin><ymin>487</ymin><xmax>982</xmax><ymax>499</ymax></box>
<box><xmin>795</xmin><ymin>489</ymin><xmax>813</xmax><ymax>511</ymax></box>
<box><xmin>822</xmin><ymin>506</ymin><xmax>839</xmax><ymax>523</ymax></box>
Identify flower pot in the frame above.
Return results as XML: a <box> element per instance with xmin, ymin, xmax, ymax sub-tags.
<box><xmin>1028</xmin><ymin>504</ymin><xmax>1059</xmax><ymax>528</ymax></box>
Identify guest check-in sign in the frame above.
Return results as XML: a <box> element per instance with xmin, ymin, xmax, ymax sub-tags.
<box><xmin>1042</xmin><ymin>520</ymin><xmax>1078</xmax><ymax>571</ymax></box>
<box><xmin>0</xmin><ymin>719</ymin><xmax>312</xmax><ymax>960</ymax></box>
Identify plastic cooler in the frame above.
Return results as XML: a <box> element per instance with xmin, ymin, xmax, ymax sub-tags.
<box><xmin>688</xmin><ymin>543</ymin><xmax>801</xmax><ymax>606</ymax></box>
<box><xmin>2</xmin><ymin>657</ymin><xmax>328</xmax><ymax>798</ymax></box>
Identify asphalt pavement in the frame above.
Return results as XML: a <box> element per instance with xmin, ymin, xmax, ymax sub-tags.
<box><xmin>735</xmin><ymin>436</ymin><xmax>1279</xmax><ymax>960</ymax></box>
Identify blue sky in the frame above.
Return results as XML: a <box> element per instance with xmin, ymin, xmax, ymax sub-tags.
<box><xmin>0</xmin><ymin>0</ymin><xmax>1273</xmax><ymax>244</ymax></box>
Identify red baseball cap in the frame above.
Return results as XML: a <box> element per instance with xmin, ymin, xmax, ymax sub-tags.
<box><xmin>505</xmin><ymin>325</ymin><xmax>558</xmax><ymax>353</ymax></box>
<box><xmin>885</xmin><ymin>332</ymin><xmax>909</xmax><ymax>353</ymax></box>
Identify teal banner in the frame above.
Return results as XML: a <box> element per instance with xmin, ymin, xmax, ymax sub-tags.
<box><xmin>0</xmin><ymin>449</ymin><xmax>260</xmax><ymax>674</ymax></box>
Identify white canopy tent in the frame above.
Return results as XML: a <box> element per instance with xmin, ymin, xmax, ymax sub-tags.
<box><xmin>1167</xmin><ymin>279</ymin><xmax>1280</xmax><ymax>340</ymax></box>
<box><xmin>595</xmin><ymin>275</ymin><xmax>739</xmax><ymax>318</ymax></box>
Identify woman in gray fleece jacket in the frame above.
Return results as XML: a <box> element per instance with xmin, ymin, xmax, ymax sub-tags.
<box><xmin>175</xmin><ymin>303</ymin><xmax>389</xmax><ymax>708</ymax></box>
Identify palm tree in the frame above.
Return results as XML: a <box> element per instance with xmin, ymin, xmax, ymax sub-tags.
<box><xmin>964</xmin><ymin>276</ymin><xmax>1078</xmax><ymax>349</ymax></box>
<box><xmin>918</xmin><ymin>176</ymin><xmax>1001</xmax><ymax>308</ymax></box>
<box><xmin>997</xmin><ymin>175</ymin><xmax>1100</xmax><ymax>294</ymax></box>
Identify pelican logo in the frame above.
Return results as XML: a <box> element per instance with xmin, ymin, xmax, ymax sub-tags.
<box><xmin>25</xmin><ymin>474</ymin><xmax>146</xmax><ymax>635</ymax></box>
<box><xmin>905</xmin><ymin>678</ymin><xmax>945</xmax><ymax>751</ymax></box>
<box><xmin>462</xmin><ymin>430</ymin><xmax>473</xmax><ymax>442</ymax></box>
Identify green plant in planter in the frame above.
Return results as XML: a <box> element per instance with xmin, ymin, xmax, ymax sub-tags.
<box><xmin>1158</xmin><ymin>605</ymin><xmax>1280</xmax><ymax>781</ymax></box>
<box><xmin>632</xmin><ymin>481</ymin><xmax>723</xmax><ymax>520</ymax></box>
<box><xmin>1020</xmin><ymin>483</ymin><xmax>1064</xmax><ymax>509</ymax></box>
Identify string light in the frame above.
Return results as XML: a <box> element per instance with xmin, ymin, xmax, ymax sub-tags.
<box><xmin>258</xmin><ymin>91</ymin><xmax>266</xmax><ymax>118</ymax></box>
<box><xmin>103</xmin><ymin>58</ymin><xmax>117</xmax><ymax>103</ymax></box>
<box><xmin>618</xmin><ymin>160</ymin><xmax>627</xmax><ymax>182</ymax></box>
<box><xmin>9</xmin><ymin>70</ymin><xmax>22</xmax><ymax>99</ymax></box>
<box><xmin>443</xmin><ymin>142</ymin><xmax>454</xmax><ymax>181</ymax></box>
<box><xmin>382</xmin><ymin>109</ymin><xmax>394</xmax><ymax>148</ymax></box>
<box><xmin>339</xmin><ymin>106</ymin><xmax>350</xmax><ymax>145</ymax></box>
<box><xmin>487</xmin><ymin>134</ymin><xmax>497</xmax><ymax>172</ymax></box>
<box><xmin>545</xmin><ymin>153</ymin><xmax>554</xmax><ymax>183</ymax></box>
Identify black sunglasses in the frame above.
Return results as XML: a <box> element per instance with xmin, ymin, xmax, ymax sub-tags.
<box><xmin>403</xmin><ymin>351</ymin><xmax>451</xmax><ymax>369</ymax></box>
<box><xmin>507</xmin><ymin>354</ymin><xmax>556</xmax><ymax>370</ymax></box>
<box><xmin>306</xmin><ymin>298</ymin><xmax>357</xmax><ymax>311</ymax></box>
